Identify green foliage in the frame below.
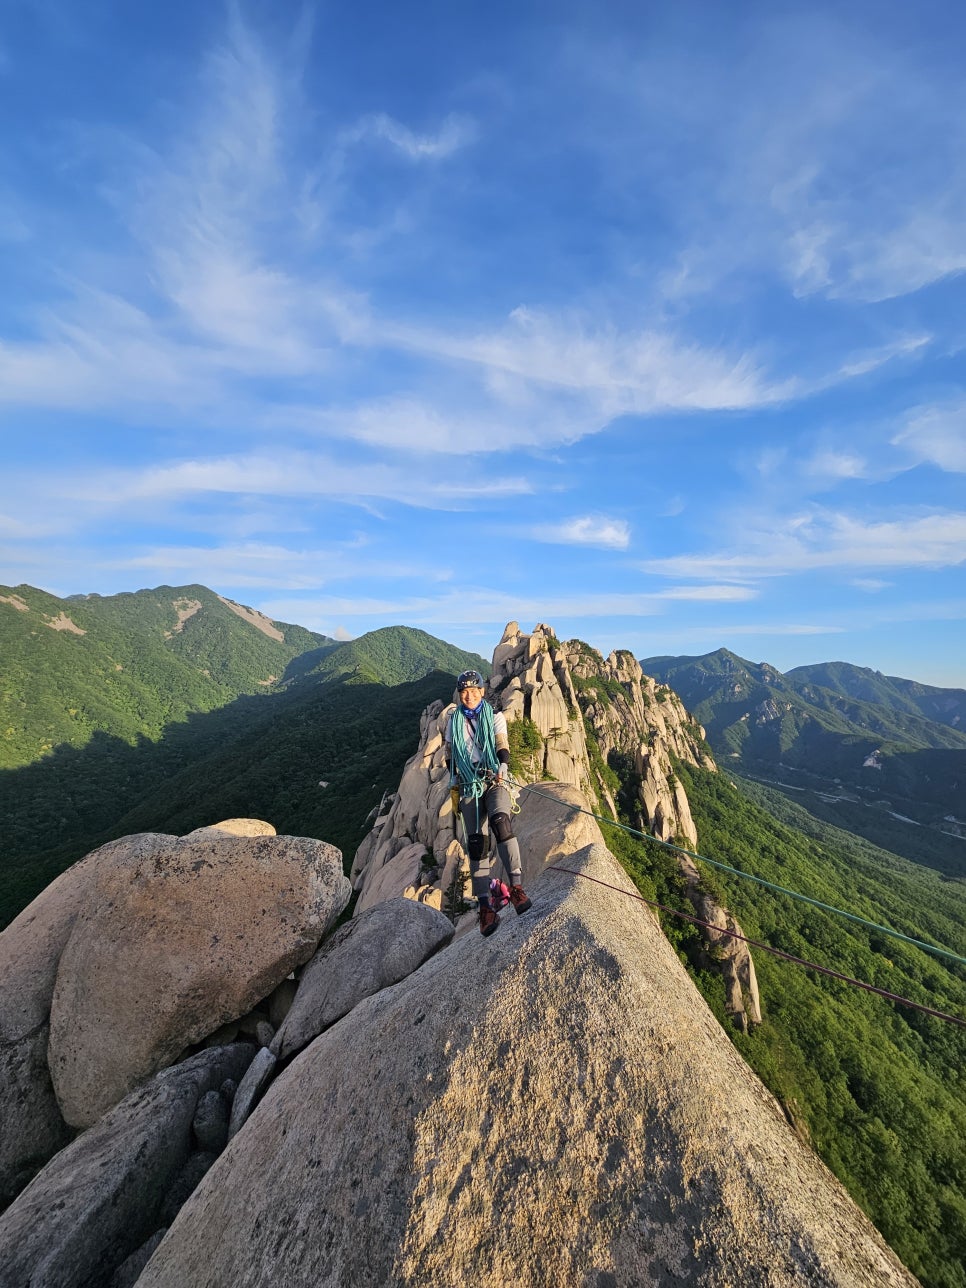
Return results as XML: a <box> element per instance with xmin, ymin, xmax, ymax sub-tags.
<box><xmin>507</xmin><ymin>717</ymin><xmax>543</xmax><ymax>779</ymax></box>
<box><xmin>443</xmin><ymin>866</ymin><xmax>472</xmax><ymax>923</ymax></box>
<box><xmin>305</xmin><ymin>626</ymin><xmax>488</xmax><ymax>689</ymax></box>
<box><xmin>785</xmin><ymin>661</ymin><xmax>966</xmax><ymax>733</ymax></box>
<box><xmin>0</xmin><ymin>583</ymin><xmax>332</xmax><ymax>772</ymax></box>
<box><xmin>572</xmin><ymin>673</ymin><xmax>626</xmax><ymax>704</ymax></box>
<box><xmin>676</xmin><ymin>763</ymin><xmax>966</xmax><ymax>1288</ymax></box>
<box><xmin>0</xmin><ymin>583</ymin><xmax>487</xmax><ymax>927</ymax></box>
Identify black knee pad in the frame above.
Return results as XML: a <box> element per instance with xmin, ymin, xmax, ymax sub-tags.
<box><xmin>467</xmin><ymin>832</ymin><xmax>488</xmax><ymax>863</ymax></box>
<box><xmin>491</xmin><ymin>812</ymin><xmax>514</xmax><ymax>844</ymax></box>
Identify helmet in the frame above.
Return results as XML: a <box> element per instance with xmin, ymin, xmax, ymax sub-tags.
<box><xmin>457</xmin><ymin>669</ymin><xmax>485</xmax><ymax>691</ymax></box>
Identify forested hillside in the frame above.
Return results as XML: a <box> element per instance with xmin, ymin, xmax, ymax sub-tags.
<box><xmin>0</xmin><ymin>583</ymin><xmax>331</xmax><ymax>769</ymax></box>
<box><xmin>0</xmin><ymin>585</ymin><xmax>487</xmax><ymax>928</ymax></box>
<box><xmin>786</xmin><ymin>661</ymin><xmax>966</xmax><ymax>732</ymax></box>
<box><xmin>600</xmin><ymin>756</ymin><xmax>966</xmax><ymax>1288</ymax></box>
<box><xmin>641</xmin><ymin>648</ymin><xmax>966</xmax><ymax>877</ymax></box>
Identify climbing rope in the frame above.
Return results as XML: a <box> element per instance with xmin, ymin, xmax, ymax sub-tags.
<box><xmin>450</xmin><ymin>703</ymin><xmax>500</xmax><ymax>801</ymax></box>
<box><xmin>545</xmin><ymin>863</ymin><xmax>966</xmax><ymax>1030</ymax></box>
<box><xmin>514</xmin><ymin>780</ymin><xmax>966</xmax><ymax>969</ymax></box>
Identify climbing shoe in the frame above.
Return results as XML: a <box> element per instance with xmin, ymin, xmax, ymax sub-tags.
<box><xmin>508</xmin><ymin>884</ymin><xmax>532</xmax><ymax>915</ymax></box>
<box><xmin>479</xmin><ymin>903</ymin><xmax>500</xmax><ymax>936</ymax></box>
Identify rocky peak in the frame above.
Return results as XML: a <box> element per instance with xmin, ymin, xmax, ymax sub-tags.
<box><xmin>136</xmin><ymin>795</ymin><xmax>916</xmax><ymax>1288</ymax></box>
<box><xmin>350</xmin><ymin>622</ymin><xmax>760</xmax><ymax>1031</ymax></box>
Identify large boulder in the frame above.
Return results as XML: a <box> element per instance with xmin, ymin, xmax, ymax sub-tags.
<box><xmin>0</xmin><ymin>843</ymin><xmax>120</xmax><ymax>1207</ymax></box>
<box><xmin>138</xmin><ymin>823</ymin><xmax>915</xmax><ymax>1288</ymax></box>
<box><xmin>48</xmin><ymin>831</ymin><xmax>350</xmax><ymax>1127</ymax></box>
<box><xmin>272</xmin><ymin>897</ymin><xmax>455</xmax><ymax>1060</ymax></box>
<box><xmin>0</xmin><ymin>1043</ymin><xmax>254</xmax><ymax>1288</ymax></box>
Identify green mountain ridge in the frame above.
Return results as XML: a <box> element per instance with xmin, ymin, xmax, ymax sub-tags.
<box><xmin>0</xmin><ymin>584</ymin><xmax>488</xmax><ymax>927</ymax></box>
<box><xmin>640</xmin><ymin>648</ymin><xmax>966</xmax><ymax>876</ymax></box>
<box><xmin>0</xmin><ymin>582</ymin><xmax>332</xmax><ymax>769</ymax></box>
<box><xmin>787</xmin><ymin>660</ymin><xmax>966</xmax><ymax>732</ymax></box>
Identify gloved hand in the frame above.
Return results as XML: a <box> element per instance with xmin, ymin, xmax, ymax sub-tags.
<box><xmin>495</xmin><ymin>762</ymin><xmax>509</xmax><ymax>784</ymax></box>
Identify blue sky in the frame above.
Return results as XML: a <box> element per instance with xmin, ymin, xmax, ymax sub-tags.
<box><xmin>1</xmin><ymin>1</ymin><xmax>964</xmax><ymax>686</ymax></box>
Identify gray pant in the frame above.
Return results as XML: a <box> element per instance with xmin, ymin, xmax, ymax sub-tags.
<box><xmin>459</xmin><ymin>783</ymin><xmax>523</xmax><ymax>899</ymax></box>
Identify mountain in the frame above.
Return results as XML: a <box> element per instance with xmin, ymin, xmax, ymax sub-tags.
<box><xmin>786</xmin><ymin>661</ymin><xmax>966</xmax><ymax>732</ymax></box>
<box><xmin>0</xmin><ymin>585</ymin><xmax>489</xmax><ymax>929</ymax></box>
<box><xmin>301</xmin><ymin>624</ymin><xmax>490</xmax><ymax>688</ymax></box>
<box><xmin>640</xmin><ymin>648</ymin><xmax>966</xmax><ymax>877</ymax></box>
<box><xmin>0</xmin><ymin>582</ymin><xmax>332</xmax><ymax>770</ymax></box>
<box><xmin>0</xmin><ymin>790</ymin><xmax>920</xmax><ymax>1288</ymax></box>
<box><xmin>345</xmin><ymin>622</ymin><xmax>966</xmax><ymax>1288</ymax></box>
<box><xmin>3</xmin><ymin>614</ymin><xmax>966</xmax><ymax>1284</ymax></box>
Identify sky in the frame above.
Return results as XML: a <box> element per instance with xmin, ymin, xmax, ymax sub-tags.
<box><xmin>1</xmin><ymin>1</ymin><xmax>964</xmax><ymax>686</ymax></box>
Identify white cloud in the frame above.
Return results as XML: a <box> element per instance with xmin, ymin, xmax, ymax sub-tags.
<box><xmin>596</xmin><ymin>15</ymin><xmax>966</xmax><ymax>307</ymax></box>
<box><xmin>660</xmin><ymin>585</ymin><xmax>757</xmax><ymax>603</ymax></box>
<box><xmin>893</xmin><ymin>401</ymin><xmax>966</xmax><ymax>472</ymax></box>
<box><xmin>643</xmin><ymin>509</ymin><xmax>966</xmax><ymax>579</ymax></box>
<box><xmin>402</xmin><ymin>307</ymin><xmax>791</xmax><ymax>415</ymax></box>
<box><xmin>802</xmin><ymin>449</ymin><xmax>868</xmax><ymax>481</ymax></box>
<box><xmin>532</xmin><ymin>515</ymin><xmax>631</xmax><ymax>550</ymax></box>
<box><xmin>837</xmin><ymin>334</ymin><xmax>931</xmax><ymax>379</ymax></box>
<box><xmin>258</xmin><ymin>582</ymin><xmax>763</xmax><ymax>632</ymax></box>
<box><xmin>341</xmin><ymin>112</ymin><xmax>475</xmax><ymax>160</ymax></box>
<box><xmin>850</xmin><ymin>578</ymin><xmax>890</xmax><ymax>592</ymax></box>
<box><xmin>23</xmin><ymin>451</ymin><xmax>532</xmax><ymax>516</ymax></box>
<box><xmin>118</xmin><ymin>541</ymin><xmax>454</xmax><ymax>591</ymax></box>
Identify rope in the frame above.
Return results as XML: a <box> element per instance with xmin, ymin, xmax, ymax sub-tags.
<box><xmin>516</xmin><ymin>781</ymin><xmax>966</xmax><ymax>968</ymax></box>
<box><xmin>450</xmin><ymin>703</ymin><xmax>500</xmax><ymax>800</ymax></box>
<box><xmin>546</xmin><ymin>864</ymin><xmax>966</xmax><ymax>1029</ymax></box>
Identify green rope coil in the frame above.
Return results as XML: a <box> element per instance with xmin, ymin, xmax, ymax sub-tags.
<box><xmin>451</xmin><ymin>703</ymin><xmax>500</xmax><ymax>800</ymax></box>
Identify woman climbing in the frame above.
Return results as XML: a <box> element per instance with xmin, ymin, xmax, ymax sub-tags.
<box><xmin>445</xmin><ymin>669</ymin><xmax>532</xmax><ymax>936</ymax></box>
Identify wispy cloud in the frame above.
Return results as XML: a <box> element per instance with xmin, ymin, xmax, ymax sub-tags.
<box><xmin>643</xmin><ymin>508</ymin><xmax>966</xmax><ymax>579</ymax></box>
<box><xmin>341</xmin><ymin>112</ymin><xmax>475</xmax><ymax>160</ymax></box>
<box><xmin>119</xmin><ymin>541</ymin><xmax>455</xmax><ymax>591</ymax></box>
<box><xmin>592</xmin><ymin>13</ymin><xmax>966</xmax><ymax>307</ymax></box>
<box><xmin>532</xmin><ymin>515</ymin><xmax>631</xmax><ymax>550</ymax></box>
<box><xmin>401</xmin><ymin>307</ymin><xmax>791</xmax><ymax>415</ymax></box>
<box><xmin>892</xmin><ymin>400</ymin><xmax>966</xmax><ymax>472</ymax></box>
<box><xmin>660</xmin><ymin>585</ymin><xmax>757</xmax><ymax>602</ymax></box>
<box><xmin>46</xmin><ymin>452</ymin><xmax>534</xmax><ymax>512</ymax></box>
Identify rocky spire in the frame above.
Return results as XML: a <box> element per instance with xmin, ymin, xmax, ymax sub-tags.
<box><xmin>350</xmin><ymin>622</ymin><xmax>760</xmax><ymax>1030</ymax></box>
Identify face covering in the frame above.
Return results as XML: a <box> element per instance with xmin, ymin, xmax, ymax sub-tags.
<box><xmin>461</xmin><ymin>697</ymin><xmax>484</xmax><ymax>717</ymax></box>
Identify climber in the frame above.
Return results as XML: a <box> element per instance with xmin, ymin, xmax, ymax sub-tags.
<box><xmin>445</xmin><ymin>669</ymin><xmax>532</xmax><ymax>936</ymax></box>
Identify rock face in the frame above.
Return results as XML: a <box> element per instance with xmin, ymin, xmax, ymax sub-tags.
<box><xmin>0</xmin><ymin>1043</ymin><xmax>254</xmax><ymax>1288</ymax></box>
<box><xmin>47</xmin><ymin>829</ymin><xmax>350</xmax><ymax>1127</ymax></box>
<box><xmin>349</xmin><ymin>621</ymin><xmax>759</xmax><ymax>1029</ymax></box>
<box><xmin>272</xmin><ymin>897</ymin><xmax>455</xmax><ymax>1060</ymax></box>
<box><xmin>0</xmin><ymin>846</ymin><xmax>107</xmax><ymax>1207</ymax></box>
<box><xmin>139</xmin><ymin>789</ymin><xmax>916</xmax><ymax>1288</ymax></box>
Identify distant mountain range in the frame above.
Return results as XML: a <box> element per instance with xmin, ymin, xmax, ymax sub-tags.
<box><xmin>640</xmin><ymin>649</ymin><xmax>966</xmax><ymax>876</ymax></box>
<box><xmin>0</xmin><ymin>583</ymin><xmax>487</xmax><ymax>926</ymax></box>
